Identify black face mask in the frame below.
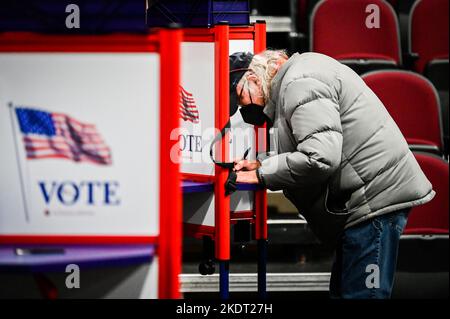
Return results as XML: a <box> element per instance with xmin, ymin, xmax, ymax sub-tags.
<box><xmin>238</xmin><ymin>86</ymin><xmax>268</xmax><ymax>126</ymax></box>
<box><xmin>239</xmin><ymin>104</ymin><xmax>267</xmax><ymax>126</ymax></box>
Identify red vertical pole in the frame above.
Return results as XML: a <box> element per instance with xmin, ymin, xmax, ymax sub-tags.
<box><xmin>254</xmin><ymin>21</ymin><xmax>267</xmax><ymax>54</ymax></box>
<box><xmin>214</xmin><ymin>23</ymin><xmax>230</xmax><ymax>262</ymax></box>
<box><xmin>158</xmin><ymin>27</ymin><xmax>182</xmax><ymax>299</ymax></box>
<box><xmin>254</xmin><ymin>21</ymin><xmax>268</xmax><ymax>241</ymax></box>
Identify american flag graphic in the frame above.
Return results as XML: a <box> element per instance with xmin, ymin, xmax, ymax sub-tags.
<box><xmin>180</xmin><ymin>86</ymin><xmax>200</xmax><ymax>124</ymax></box>
<box><xmin>15</xmin><ymin>107</ymin><xmax>112</xmax><ymax>165</ymax></box>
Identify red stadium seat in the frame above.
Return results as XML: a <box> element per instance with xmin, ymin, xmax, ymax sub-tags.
<box><xmin>409</xmin><ymin>0</ymin><xmax>449</xmax><ymax>73</ymax></box>
<box><xmin>311</xmin><ymin>0</ymin><xmax>402</xmax><ymax>73</ymax></box>
<box><xmin>362</xmin><ymin>70</ymin><xmax>444</xmax><ymax>153</ymax></box>
<box><xmin>409</xmin><ymin>0</ymin><xmax>449</xmax><ymax>156</ymax></box>
<box><xmin>404</xmin><ymin>152</ymin><xmax>449</xmax><ymax>235</ymax></box>
<box><xmin>298</xmin><ymin>0</ymin><xmax>399</xmax><ymax>33</ymax></box>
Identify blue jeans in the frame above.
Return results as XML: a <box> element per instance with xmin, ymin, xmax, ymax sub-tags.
<box><xmin>329</xmin><ymin>208</ymin><xmax>410</xmax><ymax>299</ymax></box>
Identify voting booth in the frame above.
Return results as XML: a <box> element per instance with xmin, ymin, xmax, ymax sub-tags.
<box><xmin>179</xmin><ymin>22</ymin><xmax>267</xmax><ymax>298</ymax></box>
<box><xmin>0</xmin><ymin>29</ymin><xmax>182</xmax><ymax>299</ymax></box>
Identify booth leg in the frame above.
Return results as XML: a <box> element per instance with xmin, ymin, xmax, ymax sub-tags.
<box><xmin>219</xmin><ymin>260</ymin><xmax>229</xmax><ymax>299</ymax></box>
<box><xmin>257</xmin><ymin>239</ymin><xmax>268</xmax><ymax>299</ymax></box>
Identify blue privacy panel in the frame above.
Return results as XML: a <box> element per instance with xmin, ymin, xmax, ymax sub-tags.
<box><xmin>147</xmin><ymin>0</ymin><xmax>250</xmax><ymax>28</ymax></box>
<box><xmin>0</xmin><ymin>0</ymin><xmax>147</xmax><ymax>33</ymax></box>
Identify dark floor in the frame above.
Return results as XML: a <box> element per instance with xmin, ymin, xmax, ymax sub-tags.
<box><xmin>182</xmin><ymin>222</ymin><xmax>449</xmax><ymax>299</ymax></box>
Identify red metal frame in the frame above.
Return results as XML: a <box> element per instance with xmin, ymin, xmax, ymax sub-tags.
<box><xmin>181</xmin><ymin>23</ymin><xmax>267</xmax><ymax>258</ymax></box>
<box><xmin>184</xmin><ymin>223</ymin><xmax>215</xmax><ymax>239</ymax></box>
<box><xmin>158</xmin><ymin>28</ymin><xmax>183</xmax><ymax>299</ymax></box>
<box><xmin>0</xmin><ymin>29</ymin><xmax>183</xmax><ymax>299</ymax></box>
<box><xmin>253</xmin><ymin>22</ymin><xmax>268</xmax><ymax>241</ymax></box>
<box><xmin>181</xmin><ymin>173</ymin><xmax>214</xmax><ymax>183</ymax></box>
<box><xmin>184</xmin><ymin>210</ymin><xmax>254</xmax><ymax>239</ymax></box>
<box><xmin>0</xmin><ymin>32</ymin><xmax>160</xmax><ymax>52</ymax></box>
<box><xmin>182</xmin><ymin>26</ymin><xmax>256</xmax><ymax>42</ymax></box>
<box><xmin>214</xmin><ymin>23</ymin><xmax>231</xmax><ymax>261</ymax></box>
<box><xmin>182</xmin><ymin>208</ymin><xmax>258</xmax><ymax>238</ymax></box>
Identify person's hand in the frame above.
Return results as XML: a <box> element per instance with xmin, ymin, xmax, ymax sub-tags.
<box><xmin>233</xmin><ymin>159</ymin><xmax>261</xmax><ymax>172</ymax></box>
<box><xmin>236</xmin><ymin>170</ymin><xmax>259</xmax><ymax>184</ymax></box>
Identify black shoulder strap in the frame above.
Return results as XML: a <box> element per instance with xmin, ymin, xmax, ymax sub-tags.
<box><xmin>209</xmin><ymin>119</ymin><xmax>251</xmax><ymax>169</ymax></box>
<box><xmin>209</xmin><ymin>120</ymin><xmax>251</xmax><ymax>195</ymax></box>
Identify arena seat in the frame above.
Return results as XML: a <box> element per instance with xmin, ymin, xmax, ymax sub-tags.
<box><xmin>409</xmin><ymin>0</ymin><xmax>449</xmax><ymax>74</ymax></box>
<box><xmin>404</xmin><ymin>152</ymin><xmax>449</xmax><ymax>235</ymax></box>
<box><xmin>362</xmin><ymin>70</ymin><xmax>444</xmax><ymax>154</ymax></box>
<box><xmin>398</xmin><ymin>151</ymin><xmax>448</xmax><ymax>299</ymax></box>
<box><xmin>409</xmin><ymin>0</ymin><xmax>449</xmax><ymax>156</ymax></box>
<box><xmin>310</xmin><ymin>0</ymin><xmax>402</xmax><ymax>74</ymax></box>
<box><xmin>295</xmin><ymin>0</ymin><xmax>400</xmax><ymax>32</ymax></box>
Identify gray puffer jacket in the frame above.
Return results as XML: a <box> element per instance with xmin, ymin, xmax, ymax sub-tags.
<box><xmin>257</xmin><ymin>52</ymin><xmax>435</xmax><ymax>244</ymax></box>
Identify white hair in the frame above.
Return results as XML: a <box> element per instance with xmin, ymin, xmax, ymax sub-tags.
<box><xmin>240</xmin><ymin>49</ymin><xmax>288</xmax><ymax>103</ymax></box>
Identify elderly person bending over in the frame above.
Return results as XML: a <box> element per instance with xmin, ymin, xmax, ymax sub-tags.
<box><xmin>230</xmin><ymin>50</ymin><xmax>434</xmax><ymax>299</ymax></box>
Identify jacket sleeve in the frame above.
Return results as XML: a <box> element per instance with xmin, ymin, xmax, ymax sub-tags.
<box><xmin>258</xmin><ymin>77</ymin><xmax>343</xmax><ymax>191</ymax></box>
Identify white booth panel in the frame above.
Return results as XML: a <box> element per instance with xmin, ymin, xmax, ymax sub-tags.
<box><xmin>180</xmin><ymin>42</ymin><xmax>216</xmax><ymax>176</ymax></box>
<box><xmin>0</xmin><ymin>53</ymin><xmax>160</xmax><ymax>237</ymax></box>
